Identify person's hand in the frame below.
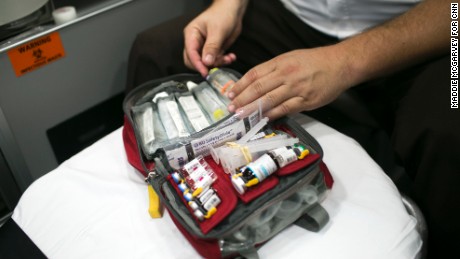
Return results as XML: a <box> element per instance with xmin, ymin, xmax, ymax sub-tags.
<box><xmin>227</xmin><ymin>47</ymin><xmax>354</xmax><ymax>119</ymax></box>
<box><xmin>183</xmin><ymin>0</ymin><xmax>248</xmax><ymax>77</ymax></box>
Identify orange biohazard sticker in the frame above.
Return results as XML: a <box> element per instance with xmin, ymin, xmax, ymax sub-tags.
<box><xmin>8</xmin><ymin>32</ymin><xmax>65</xmax><ymax>77</ymax></box>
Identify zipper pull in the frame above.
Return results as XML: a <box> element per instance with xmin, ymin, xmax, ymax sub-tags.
<box><xmin>146</xmin><ymin>170</ymin><xmax>164</xmax><ymax>218</ymax></box>
<box><xmin>145</xmin><ymin>171</ymin><xmax>158</xmax><ymax>182</ymax></box>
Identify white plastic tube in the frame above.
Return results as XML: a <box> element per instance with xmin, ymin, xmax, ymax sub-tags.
<box><xmin>236</xmin><ymin>117</ymin><xmax>269</xmax><ymax>144</ymax></box>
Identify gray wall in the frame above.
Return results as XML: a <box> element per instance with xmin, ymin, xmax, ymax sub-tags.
<box><xmin>0</xmin><ymin>0</ymin><xmax>205</xmax><ymax>187</ymax></box>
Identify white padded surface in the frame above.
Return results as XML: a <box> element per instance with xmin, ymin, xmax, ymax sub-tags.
<box><xmin>12</xmin><ymin>114</ymin><xmax>422</xmax><ymax>259</ymax></box>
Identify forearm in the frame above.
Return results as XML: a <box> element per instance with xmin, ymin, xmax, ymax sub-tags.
<box><xmin>211</xmin><ymin>0</ymin><xmax>249</xmax><ymax>20</ymax></box>
<box><xmin>337</xmin><ymin>0</ymin><xmax>450</xmax><ymax>86</ymax></box>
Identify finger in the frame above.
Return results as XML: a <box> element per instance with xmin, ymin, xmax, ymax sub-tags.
<box><xmin>202</xmin><ymin>28</ymin><xmax>227</xmax><ymax>66</ymax></box>
<box><xmin>228</xmin><ymin>68</ymin><xmax>284</xmax><ymax>113</ymax></box>
<box><xmin>233</xmin><ymin>83</ymin><xmax>293</xmax><ymax>117</ymax></box>
<box><xmin>213</xmin><ymin>53</ymin><xmax>237</xmax><ymax>66</ymax></box>
<box><xmin>184</xmin><ymin>49</ymin><xmax>209</xmax><ymax>77</ymax></box>
<box><xmin>183</xmin><ymin>49</ymin><xmax>194</xmax><ymax>70</ymax></box>
<box><xmin>262</xmin><ymin>97</ymin><xmax>306</xmax><ymax>120</ymax></box>
<box><xmin>184</xmin><ymin>28</ymin><xmax>208</xmax><ymax>76</ymax></box>
<box><xmin>227</xmin><ymin>60</ymin><xmax>277</xmax><ymax>100</ymax></box>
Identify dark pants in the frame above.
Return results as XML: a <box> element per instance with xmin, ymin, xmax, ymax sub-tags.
<box><xmin>126</xmin><ymin>0</ymin><xmax>460</xmax><ymax>257</ymax></box>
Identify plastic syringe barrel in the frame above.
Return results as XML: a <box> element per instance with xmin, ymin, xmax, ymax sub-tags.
<box><xmin>236</xmin><ymin>117</ymin><xmax>269</xmax><ymax>144</ymax></box>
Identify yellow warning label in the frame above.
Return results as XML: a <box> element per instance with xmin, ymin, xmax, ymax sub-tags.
<box><xmin>7</xmin><ymin>32</ymin><xmax>65</xmax><ymax>77</ymax></box>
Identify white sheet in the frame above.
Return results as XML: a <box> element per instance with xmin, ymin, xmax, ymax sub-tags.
<box><xmin>12</xmin><ymin>114</ymin><xmax>422</xmax><ymax>259</ymax></box>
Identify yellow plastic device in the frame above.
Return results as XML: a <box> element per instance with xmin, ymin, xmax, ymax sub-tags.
<box><xmin>148</xmin><ymin>185</ymin><xmax>164</xmax><ymax>218</ymax></box>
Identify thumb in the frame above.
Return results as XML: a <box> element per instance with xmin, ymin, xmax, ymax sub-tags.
<box><xmin>202</xmin><ymin>31</ymin><xmax>225</xmax><ymax>66</ymax></box>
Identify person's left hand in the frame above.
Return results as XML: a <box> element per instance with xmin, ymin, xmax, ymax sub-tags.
<box><xmin>227</xmin><ymin>47</ymin><xmax>355</xmax><ymax>119</ymax></box>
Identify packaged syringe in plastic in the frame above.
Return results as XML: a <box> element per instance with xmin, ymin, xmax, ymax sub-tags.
<box><xmin>131</xmin><ymin>102</ymin><xmax>168</xmax><ymax>157</ymax></box>
<box><xmin>175</xmin><ymin>91</ymin><xmax>211</xmax><ymax>132</ymax></box>
<box><xmin>188</xmin><ymin>81</ymin><xmax>229</xmax><ymax>122</ymax></box>
<box><xmin>157</xmin><ymin>95</ymin><xmax>191</xmax><ymax>139</ymax></box>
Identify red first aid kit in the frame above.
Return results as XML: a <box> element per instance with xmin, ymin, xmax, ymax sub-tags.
<box><xmin>122</xmin><ymin>69</ymin><xmax>334</xmax><ymax>258</ymax></box>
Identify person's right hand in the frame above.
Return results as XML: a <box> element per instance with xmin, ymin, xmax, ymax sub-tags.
<box><xmin>183</xmin><ymin>0</ymin><xmax>248</xmax><ymax>77</ymax></box>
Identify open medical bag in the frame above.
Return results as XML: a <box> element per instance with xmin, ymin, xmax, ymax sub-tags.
<box><xmin>122</xmin><ymin>69</ymin><xmax>334</xmax><ymax>258</ymax></box>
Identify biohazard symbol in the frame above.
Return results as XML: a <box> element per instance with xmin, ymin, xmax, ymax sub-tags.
<box><xmin>33</xmin><ymin>48</ymin><xmax>43</xmax><ymax>60</ymax></box>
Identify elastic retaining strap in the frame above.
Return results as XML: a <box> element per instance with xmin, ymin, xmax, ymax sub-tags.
<box><xmin>294</xmin><ymin>203</ymin><xmax>329</xmax><ymax>232</ymax></box>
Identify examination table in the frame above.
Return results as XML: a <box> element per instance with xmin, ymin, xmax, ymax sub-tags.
<box><xmin>7</xmin><ymin>113</ymin><xmax>423</xmax><ymax>258</ymax></box>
